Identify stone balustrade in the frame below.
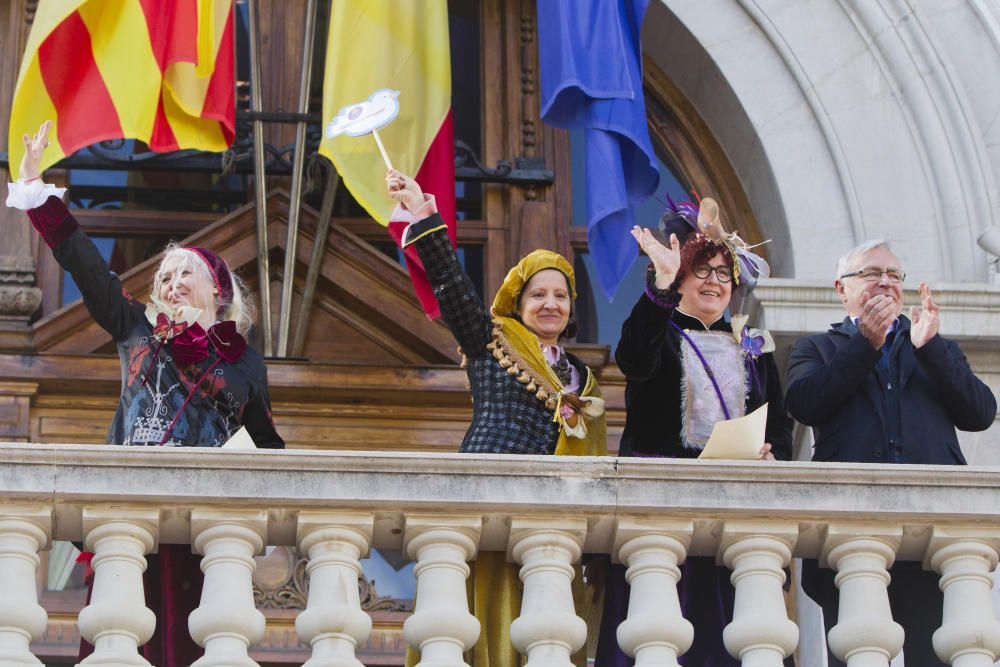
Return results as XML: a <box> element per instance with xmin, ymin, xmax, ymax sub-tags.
<box><xmin>2</xmin><ymin>443</ymin><xmax>1000</xmax><ymax>666</ymax></box>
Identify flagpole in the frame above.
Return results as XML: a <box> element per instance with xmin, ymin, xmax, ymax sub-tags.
<box><xmin>291</xmin><ymin>163</ymin><xmax>340</xmax><ymax>356</ymax></box>
<box><xmin>247</xmin><ymin>0</ymin><xmax>272</xmax><ymax>356</ymax></box>
<box><xmin>276</xmin><ymin>0</ymin><xmax>318</xmax><ymax>357</ymax></box>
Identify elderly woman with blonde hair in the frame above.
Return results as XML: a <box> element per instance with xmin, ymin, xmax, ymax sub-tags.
<box><xmin>7</xmin><ymin>121</ymin><xmax>283</xmax><ymax>664</ymax></box>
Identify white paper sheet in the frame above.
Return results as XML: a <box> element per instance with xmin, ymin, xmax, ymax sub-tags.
<box><xmin>698</xmin><ymin>403</ymin><xmax>768</xmax><ymax>460</ymax></box>
<box><xmin>220</xmin><ymin>426</ymin><xmax>257</xmax><ymax>450</ymax></box>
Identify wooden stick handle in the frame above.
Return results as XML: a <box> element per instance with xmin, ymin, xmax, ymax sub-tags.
<box><xmin>372</xmin><ymin>128</ymin><xmax>393</xmax><ymax>171</ymax></box>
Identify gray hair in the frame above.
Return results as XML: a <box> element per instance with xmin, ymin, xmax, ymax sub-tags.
<box><xmin>835</xmin><ymin>240</ymin><xmax>892</xmax><ymax>280</ymax></box>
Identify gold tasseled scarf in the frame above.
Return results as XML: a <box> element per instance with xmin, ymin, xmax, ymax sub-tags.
<box><xmin>465</xmin><ymin>316</ymin><xmax>606</xmax><ymax>457</ymax></box>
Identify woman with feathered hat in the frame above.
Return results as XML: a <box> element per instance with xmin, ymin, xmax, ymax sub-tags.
<box><xmin>596</xmin><ymin>197</ymin><xmax>794</xmax><ymax>666</ymax></box>
<box><xmin>7</xmin><ymin>121</ymin><xmax>283</xmax><ymax>664</ymax></box>
<box><xmin>387</xmin><ymin>168</ymin><xmax>605</xmax><ymax>666</ymax></box>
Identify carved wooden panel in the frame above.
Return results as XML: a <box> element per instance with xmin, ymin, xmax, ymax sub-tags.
<box><xmin>0</xmin><ymin>381</ymin><xmax>37</xmax><ymax>440</ymax></box>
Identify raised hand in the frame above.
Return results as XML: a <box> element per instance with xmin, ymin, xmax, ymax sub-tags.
<box><xmin>631</xmin><ymin>226</ymin><xmax>680</xmax><ymax>289</ymax></box>
<box><xmin>20</xmin><ymin>120</ymin><xmax>52</xmax><ymax>182</ymax></box>
<box><xmin>858</xmin><ymin>291</ymin><xmax>897</xmax><ymax>349</ymax></box>
<box><xmin>909</xmin><ymin>281</ymin><xmax>939</xmax><ymax>349</ymax></box>
<box><xmin>385</xmin><ymin>169</ymin><xmax>425</xmax><ymax>213</ymax></box>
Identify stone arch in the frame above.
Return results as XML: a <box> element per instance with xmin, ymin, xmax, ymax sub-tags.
<box><xmin>643</xmin><ymin>0</ymin><xmax>1000</xmax><ymax>282</ymax></box>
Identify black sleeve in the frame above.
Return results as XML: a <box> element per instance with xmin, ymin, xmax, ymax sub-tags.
<box><xmin>785</xmin><ymin>332</ymin><xmax>881</xmax><ymax>426</ymax></box>
<box><xmin>760</xmin><ymin>353</ymin><xmax>794</xmax><ymax>460</ymax></box>
<box><xmin>406</xmin><ymin>213</ymin><xmax>493</xmax><ymax>356</ymax></box>
<box><xmin>615</xmin><ymin>270</ymin><xmax>679</xmax><ymax>380</ymax></box>
<box><xmin>51</xmin><ymin>231</ymin><xmax>145</xmax><ymax>342</ymax></box>
<box><xmin>914</xmin><ymin>335</ymin><xmax>997</xmax><ymax>432</ymax></box>
<box><xmin>244</xmin><ymin>357</ymin><xmax>284</xmax><ymax>449</ymax></box>
<box><xmin>28</xmin><ymin>195</ymin><xmax>147</xmax><ymax>342</ymax></box>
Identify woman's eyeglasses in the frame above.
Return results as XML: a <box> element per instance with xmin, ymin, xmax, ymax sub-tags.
<box><xmin>839</xmin><ymin>267</ymin><xmax>906</xmax><ymax>284</ymax></box>
<box><xmin>692</xmin><ymin>264</ymin><xmax>733</xmax><ymax>283</ymax></box>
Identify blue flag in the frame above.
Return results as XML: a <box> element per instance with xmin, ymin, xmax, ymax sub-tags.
<box><xmin>538</xmin><ymin>0</ymin><xmax>659</xmax><ymax>298</ymax></box>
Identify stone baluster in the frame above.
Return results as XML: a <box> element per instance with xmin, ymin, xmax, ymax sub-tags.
<box><xmin>0</xmin><ymin>505</ymin><xmax>51</xmax><ymax>665</ymax></box>
<box><xmin>77</xmin><ymin>508</ymin><xmax>159</xmax><ymax>667</ymax></box>
<box><xmin>188</xmin><ymin>509</ymin><xmax>268</xmax><ymax>667</ymax></box>
<box><xmin>508</xmin><ymin>518</ymin><xmax>587</xmax><ymax>667</ymax></box>
<box><xmin>402</xmin><ymin>515</ymin><xmax>481</xmax><ymax>667</ymax></box>
<box><xmin>614</xmin><ymin>519</ymin><xmax>694</xmax><ymax>666</ymax></box>
<box><xmin>822</xmin><ymin>525</ymin><xmax>904</xmax><ymax>667</ymax></box>
<box><xmin>926</xmin><ymin>527</ymin><xmax>1000</xmax><ymax>667</ymax></box>
<box><xmin>295</xmin><ymin>511</ymin><xmax>375</xmax><ymax>667</ymax></box>
<box><xmin>719</xmin><ymin>521</ymin><xmax>798</xmax><ymax>667</ymax></box>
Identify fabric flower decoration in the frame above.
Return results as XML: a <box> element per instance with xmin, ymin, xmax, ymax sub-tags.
<box><xmin>145</xmin><ymin>303</ymin><xmax>203</xmax><ymax>338</ymax></box>
<box><xmin>740</xmin><ymin>327</ymin><xmax>766</xmax><ymax>359</ymax></box>
<box><xmin>170</xmin><ymin>321</ymin><xmax>247</xmax><ymax>367</ymax></box>
<box><xmin>152</xmin><ymin>312</ymin><xmax>189</xmax><ymax>341</ymax></box>
<box><xmin>556</xmin><ymin>392</ymin><xmax>606</xmax><ymax>439</ymax></box>
<box><xmin>144</xmin><ymin>303</ymin><xmax>246</xmax><ymax>367</ymax></box>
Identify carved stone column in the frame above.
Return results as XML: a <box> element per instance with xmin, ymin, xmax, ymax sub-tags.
<box><xmin>508</xmin><ymin>517</ymin><xmax>587</xmax><ymax>667</ymax></box>
<box><xmin>926</xmin><ymin>527</ymin><xmax>1000</xmax><ymax>666</ymax></box>
<box><xmin>402</xmin><ymin>514</ymin><xmax>481</xmax><ymax>667</ymax></box>
<box><xmin>295</xmin><ymin>511</ymin><xmax>374</xmax><ymax>667</ymax></box>
<box><xmin>822</xmin><ymin>525</ymin><xmax>904</xmax><ymax>667</ymax></box>
<box><xmin>719</xmin><ymin>521</ymin><xmax>799</xmax><ymax>666</ymax></box>
<box><xmin>189</xmin><ymin>509</ymin><xmax>268</xmax><ymax>667</ymax></box>
<box><xmin>614</xmin><ymin>519</ymin><xmax>694</xmax><ymax>666</ymax></box>
<box><xmin>77</xmin><ymin>508</ymin><xmax>159</xmax><ymax>667</ymax></box>
<box><xmin>0</xmin><ymin>505</ymin><xmax>50</xmax><ymax>665</ymax></box>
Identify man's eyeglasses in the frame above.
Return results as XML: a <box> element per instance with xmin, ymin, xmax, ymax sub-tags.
<box><xmin>839</xmin><ymin>267</ymin><xmax>906</xmax><ymax>284</ymax></box>
<box><xmin>692</xmin><ymin>264</ymin><xmax>733</xmax><ymax>283</ymax></box>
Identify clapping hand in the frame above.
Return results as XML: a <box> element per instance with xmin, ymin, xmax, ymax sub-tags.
<box><xmin>909</xmin><ymin>282</ymin><xmax>939</xmax><ymax>349</ymax></box>
<box><xmin>631</xmin><ymin>226</ymin><xmax>680</xmax><ymax>289</ymax></box>
<box><xmin>20</xmin><ymin>120</ymin><xmax>51</xmax><ymax>182</ymax></box>
<box><xmin>858</xmin><ymin>291</ymin><xmax>897</xmax><ymax>349</ymax></box>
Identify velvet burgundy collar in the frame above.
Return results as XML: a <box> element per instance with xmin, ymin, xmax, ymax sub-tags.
<box><xmin>152</xmin><ymin>312</ymin><xmax>246</xmax><ymax>366</ymax></box>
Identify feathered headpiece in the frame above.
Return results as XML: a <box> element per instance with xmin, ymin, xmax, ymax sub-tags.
<box><xmin>659</xmin><ymin>194</ymin><xmax>770</xmax><ymax>312</ymax></box>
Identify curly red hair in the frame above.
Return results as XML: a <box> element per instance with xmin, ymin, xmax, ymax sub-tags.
<box><xmin>676</xmin><ymin>233</ymin><xmax>734</xmax><ymax>284</ymax></box>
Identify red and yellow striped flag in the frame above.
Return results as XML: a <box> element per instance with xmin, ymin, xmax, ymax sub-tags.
<box><xmin>8</xmin><ymin>0</ymin><xmax>235</xmax><ymax>175</ymax></box>
<box><xmin>320</xmin><ymin>0</ymin><xmax>455</xmax><ymax>319</ymax></box>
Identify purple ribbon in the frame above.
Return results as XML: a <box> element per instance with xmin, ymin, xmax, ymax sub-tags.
<box><xmin>644</xmin><ymin>283</ymin><xmax>677</xmax><ymax>310</ymax></box>
<box><xmin>670</xmin><ymin>321</ymin><xmax>732</xmax><ymax>420</ymax></box>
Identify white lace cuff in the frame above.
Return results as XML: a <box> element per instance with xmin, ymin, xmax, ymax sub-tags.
<box><xmin>5</xmin><ymin>179</ymin><xmax>67</xmax><ymax>211</ymax></box>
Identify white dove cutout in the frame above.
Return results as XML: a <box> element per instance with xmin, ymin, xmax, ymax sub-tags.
<box><xmin>326</xmin><ymin>88</ymin><xmax>400</xmax><ymax>138</ymax></box>
<box><xmin>326</xmin><ymin>88</ymin><xmax>401</xmax><ymax>169</ymax></box>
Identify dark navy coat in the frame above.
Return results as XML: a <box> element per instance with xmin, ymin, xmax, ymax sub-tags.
<box><xmin>786</xmin><ymin>316</ymin><xmax>995</xmax><ymax>464</ymax></box>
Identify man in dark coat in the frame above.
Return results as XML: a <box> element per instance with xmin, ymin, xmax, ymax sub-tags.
<box><xmin>785</xmin><ymin>239</ymin><xmax>997</xmax><ymax>666</ymax></box>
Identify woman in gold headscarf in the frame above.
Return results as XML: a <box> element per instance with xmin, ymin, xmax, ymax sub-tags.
<box><xmin>388</xmin><ymin>169</ymin><xmax>605</xmax><ymax>666</ymax></box>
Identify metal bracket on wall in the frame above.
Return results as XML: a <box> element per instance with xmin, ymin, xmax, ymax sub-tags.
<box><xmin>0</xmin><ymin>124</ymin><xmax>555</xmax><ymax>186</ymax></box>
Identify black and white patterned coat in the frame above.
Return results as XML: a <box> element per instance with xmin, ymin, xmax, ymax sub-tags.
<box><xmin>409</xmin><ymin>214</ymin><xmax>588</xmax><ymax>454</ymax></box>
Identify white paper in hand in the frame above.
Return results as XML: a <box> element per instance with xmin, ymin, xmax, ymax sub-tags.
<box><xmin>698</xmin><ymin>403</ymin><xmax>768</xmax><ymax>460</ymax></box>
<box><xmin>221</xmin><ymin>426</ymin><xmax>257</xmax><ymax>450</ymax></box>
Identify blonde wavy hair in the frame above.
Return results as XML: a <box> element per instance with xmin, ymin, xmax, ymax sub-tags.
<box><xmin>148</xmin><ymin>244</ymin><xmax>256</xmax><ymax>337</ymax></box>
